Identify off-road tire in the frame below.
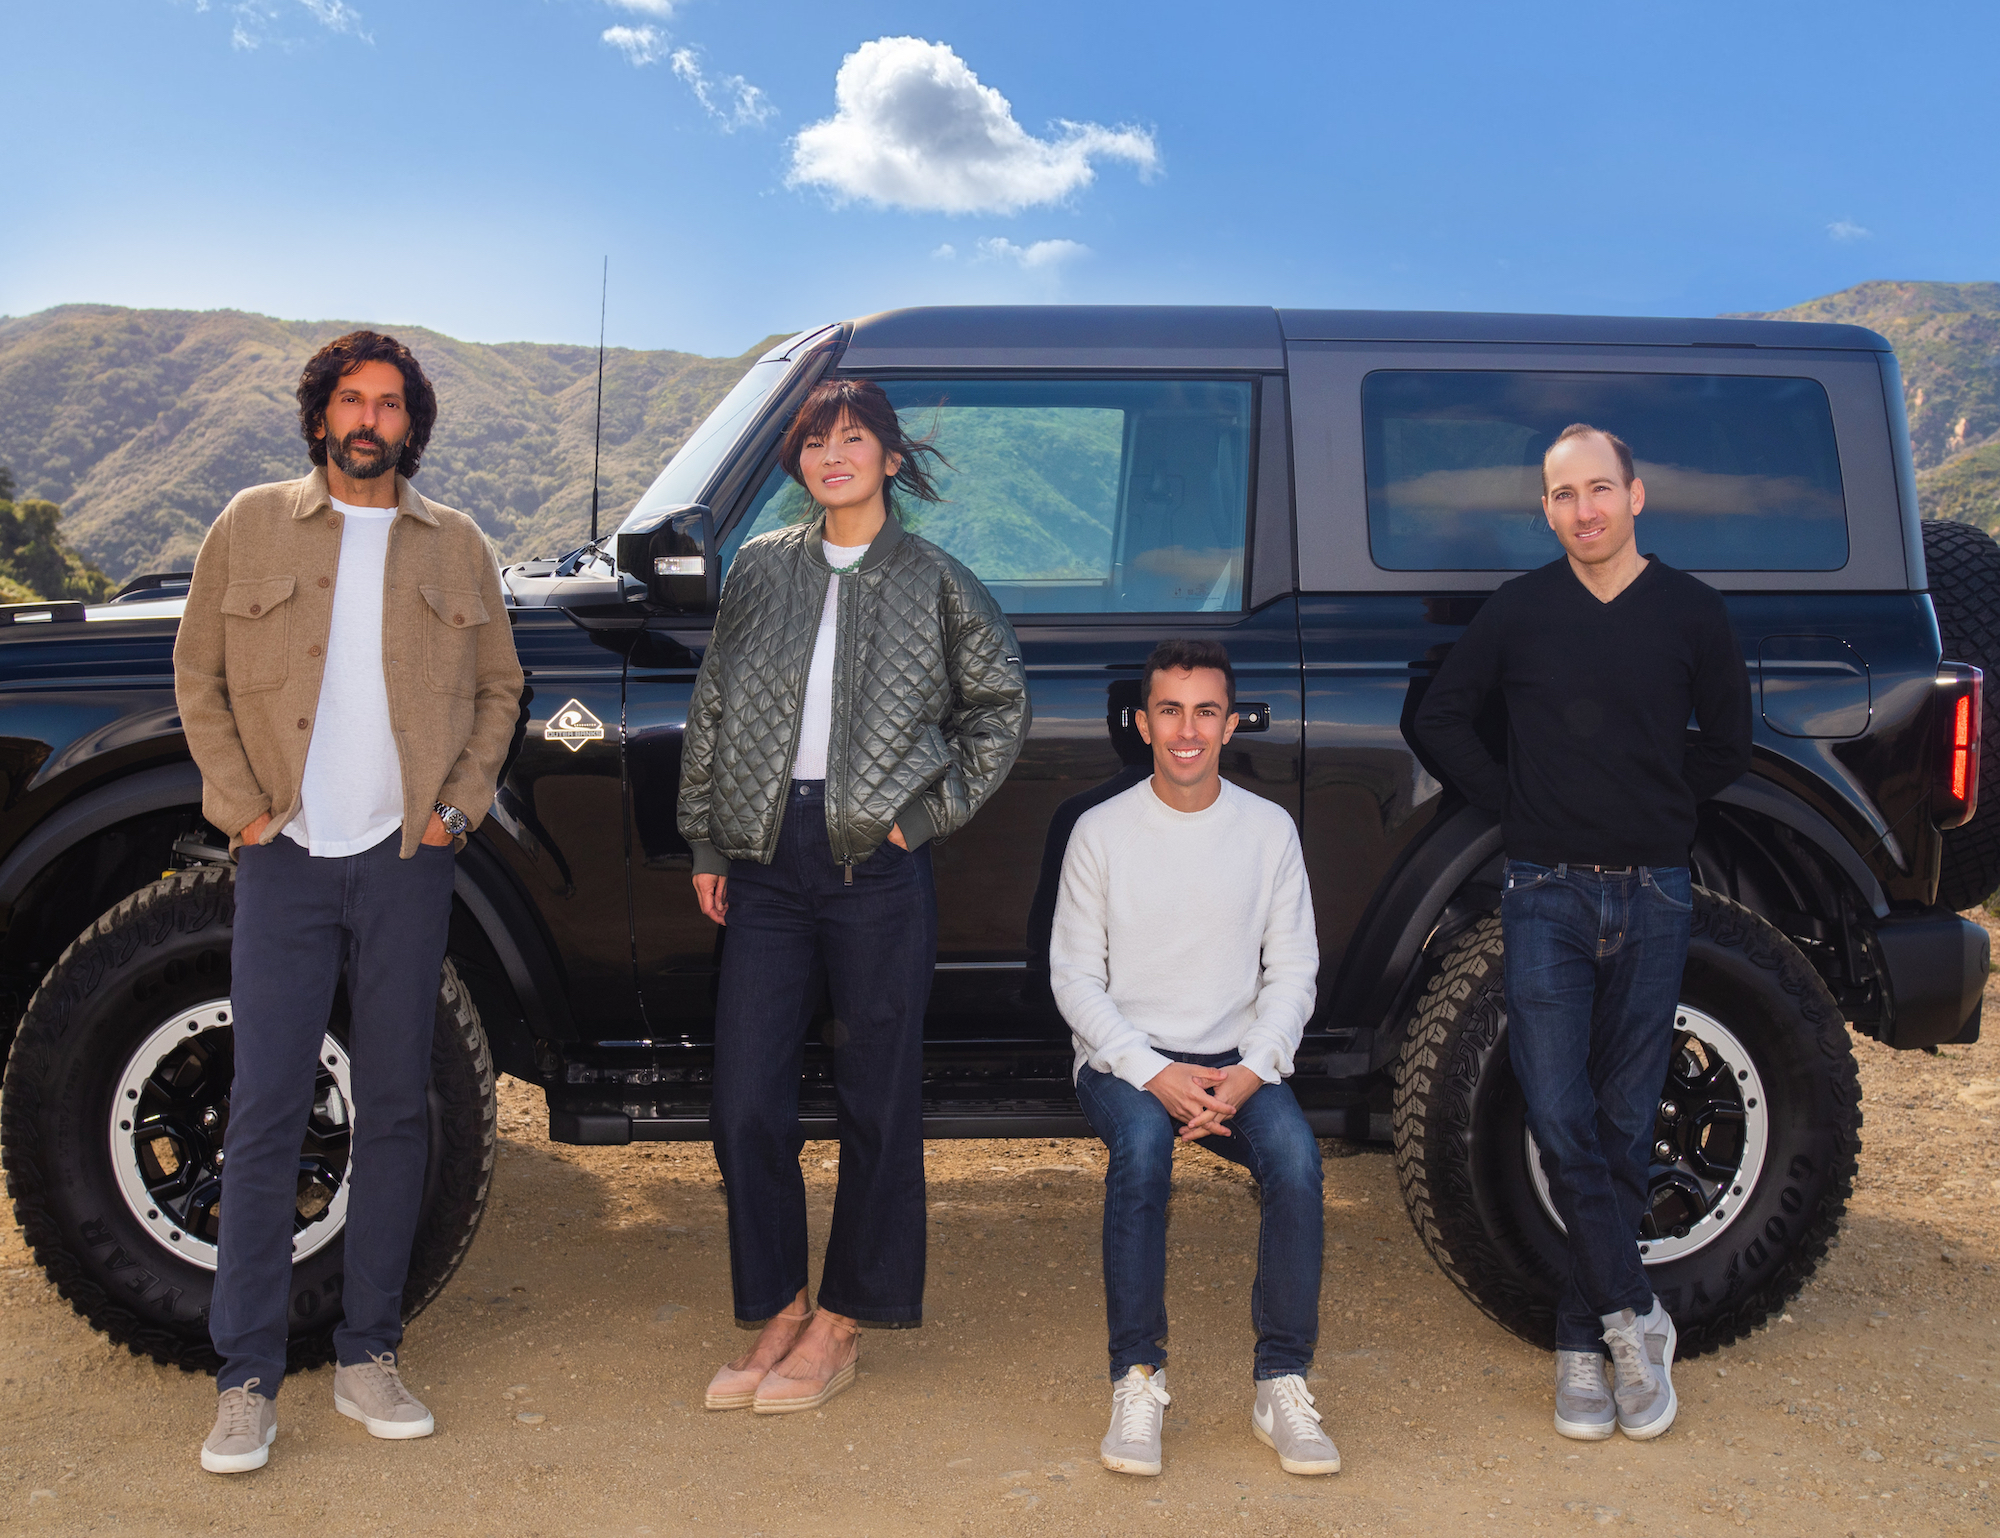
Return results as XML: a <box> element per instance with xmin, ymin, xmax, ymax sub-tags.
<box><xmin>0</xmin><ymin>866</ymin><xmax>496</xmax><ymax>1373</ymax></box>
<box><xmin>1923</xmin><ymin>518</ymin><xmax>2000</xmax><ymax>910</ymax></box>
<box><xmin>1392</xmin><ymin>891</ymin><xmax>1860</xmax><ymax>1357</ymax></box>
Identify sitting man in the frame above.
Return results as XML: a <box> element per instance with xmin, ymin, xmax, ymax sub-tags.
<box><xmin>1050</xmin><ymin>637</ymin><xmax>1333</xmax><ymax>1478</ymax></box>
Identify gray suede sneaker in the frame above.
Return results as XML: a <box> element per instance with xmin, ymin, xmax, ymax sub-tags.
<box><xmin>1601</xmin><ymin>1298</ymin><xmax>1677</xmax><ymax>1440</ymax></box>
<box><xmin>333</xmin><ymin>1352</ymin><xmax>435</xmax><ymax>1440</ymax></box>
<box><xmin>201</xmin><ymin>1380</ymin><xmax>276</xmax><ymax>1473</ymax></box>
<box><xmin>1251</xmin><ymin>1375</ymin><xmax>1341</xmax><ymax>1474</ymax></box>
<box><xmin>1553</xmin><ymin>1350</ymin><xmax>1616</xmax><ymax>1440</ymax></box>
<box><xmin>1100</xmin><ymin>1366</ymin><xmax>1170</xmax><ymax>1475</ymax></box>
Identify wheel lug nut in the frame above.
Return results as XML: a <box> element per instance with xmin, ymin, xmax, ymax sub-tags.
<box><xmin>1653</xmin><ymin>1139</ymin><xmax>1675</xmax><ymax>1162</ymax></box>
<box><xmin>1660</xmin><ymin>1101</ymin><xmax>1679</xmax><ymax>1121</ymax></box>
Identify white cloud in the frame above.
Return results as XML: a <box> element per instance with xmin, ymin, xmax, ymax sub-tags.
<box><xmin>670</xmin><ymin>47</ymin><xmax>776</xmax><ymax>130</ymax></box>
<box><xmin>605</xmin><ymin>0</ymin><xmax>675</xmax><ymax>13</ymax></box>
<box><xmin>788</xmin><ymin>36</ymin><xmax>1158</xmax><ymax>215</ymax></box>
<box><xmin>1827</xmin><ymin>218</ymin><xmax>1872</xmax><ymax>243</ymax></box>
<box><xmin>215</xmin><ymin>0</ymin><xmax>371</xmax><ymax>48</ymax></box>
<box><xmin>975</xmin><ymin>236</ymin><xmax>1089</xmax><ymax>269</ymax></box>
<box><xmin>602</xmin><ymin>23</ymin><xmax>667</xmax><ymax>65</ymax></box>
<box><xmin>296</xmin><ymin>0</ymin><xmax>366</xmax><ymax>35</ymax></box>
<box><xmin>932</xmin><ymin>243</ymin><xmax>957</xmax><ymax>260</ymax></box>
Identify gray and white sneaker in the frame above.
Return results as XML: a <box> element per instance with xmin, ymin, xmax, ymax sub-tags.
<box><xmin>1252</xmin><ymin>1375</ymin><xmax>1341</xmax><ymax>1475</ymax></box>
<box><xmin>1553</xmin><ymin>1350</ymin><xmax>1616</xmax><ymax>1440</ymax></box>
<box><xmin>1100</xmin><ymin>1365</ymin><xmax>1171</xmax><ymax>1475</ymax></box>
<box><xmin>334</xmin><ymin>1351</ymin><xmax>436</xmax><ymax>1440</ymax></box>
<box><xmin>201</xmin><ymin>1379</ymin><xmax>276</xmax><ymax>1473</ymax></box>
<box><xmin>1601</xmin><ymin>1298</ymin><xmax>1677</xmax><ymax>1440</ymax></box>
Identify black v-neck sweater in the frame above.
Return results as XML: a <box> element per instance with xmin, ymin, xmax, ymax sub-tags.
<box><xmin>1413</xmin><ymin>557</ymin><xmax>1754</xmax><ymax>868</ymax></box>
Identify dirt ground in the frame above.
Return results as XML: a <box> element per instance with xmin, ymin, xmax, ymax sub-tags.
<box><xmin>3</xmin><ymin>937</ymin><xmax>2000</xmax><ymax>1536</ymax></box>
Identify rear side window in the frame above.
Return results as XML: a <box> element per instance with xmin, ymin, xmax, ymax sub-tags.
<box><xmin>1362</xmin><ymin>371</ymin><xmax>1849</xmax><ymax>571</ymax></box>
<box><xmin>720</xmin><ymin>378</ymin><xmax>1253</xmax><ymax>614</ymax></box>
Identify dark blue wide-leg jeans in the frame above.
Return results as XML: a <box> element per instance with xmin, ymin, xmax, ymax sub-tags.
<box><xmin>1076</xmin><ymin>1050</ymin><xmax>1324</xmax><ymax>1382</ymax></box>
<box><xmin>1501</xmin><ymin>860</ymin><xmax>1691</xmax><ymax>1355</ymax></box>
<box><xmin>212</xmin><ymin>830</ymin><xmax>455</xmax><ymax>1396</ymax></box>
<box><xmin>711</xmin><ymin>781</ymin><xmax>937</xmax><ymax>1326</ymax></box>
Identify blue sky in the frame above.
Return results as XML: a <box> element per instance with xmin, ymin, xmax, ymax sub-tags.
<box><xmin>6</xmin><ymin>0</ymin><xmax>1997</xmax><ymax>356</ymax></box>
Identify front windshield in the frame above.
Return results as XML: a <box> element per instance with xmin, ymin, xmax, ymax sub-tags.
<box><xmin>622</xmin><ymin>357</ymin><xmax>794</xmax><ymax>531</ymax></box>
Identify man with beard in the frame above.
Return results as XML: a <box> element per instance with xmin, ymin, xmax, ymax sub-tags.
<box><xmin>174</xmin><ymin>331</ymin><xmax>522</xmax><ymax>1472</ymax></box>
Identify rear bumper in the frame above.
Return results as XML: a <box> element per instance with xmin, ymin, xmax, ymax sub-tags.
<box><xmin>1871</xmin><ymin>908</ymin><xmax>1989</xmax><ymax>1049</ymax></box>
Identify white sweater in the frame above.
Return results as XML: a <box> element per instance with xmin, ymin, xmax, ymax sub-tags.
<box><xmin>1050</xmin><ymin>778</ymin><xmax>1319</xmax><ymax>1090</ymax></box>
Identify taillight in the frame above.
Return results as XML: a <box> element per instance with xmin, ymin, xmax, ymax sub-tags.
<box><xmin>1935</xmin><ymin>663</ymin><xmax>1983</xmax><ymax>831</ymax></box>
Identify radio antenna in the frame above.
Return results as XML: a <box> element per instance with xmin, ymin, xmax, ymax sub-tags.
<box><xmin>589</xmin><ymin>255</ymin><xmax>608</xmax><ymax>545</ymax></box>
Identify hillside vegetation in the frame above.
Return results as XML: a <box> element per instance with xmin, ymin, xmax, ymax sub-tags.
<box><xmin>5</xmin><ymin>284</ymin><xmax>2000</xmax><ymax>581</ymax></box>
<box><xmin>0</xmin><ymin>306</ymin><xmax>788</xmax><ymax>581</ymax></box>
<box><xmin>1730</xmin><ymin>280</ymin><xmax>2000</xmax><ymax>530</ymax></box>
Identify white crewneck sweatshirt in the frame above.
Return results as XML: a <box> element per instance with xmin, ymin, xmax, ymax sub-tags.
<box><xmin>790</xmin><ymin>539</ymin><xmax>870</xmax><ymax>781</ymax></box>
<box><xmin>1050</xmin><ymin>778</ymin><xmax>1319</xmax><ymax>1090</ymax></box>
<box><xmin>284</xmin><ymin>496</ymin><xmax>404</xmax><ymax>857</ymax></box>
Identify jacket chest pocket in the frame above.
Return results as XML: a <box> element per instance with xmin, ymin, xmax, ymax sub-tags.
<box><xmin>420</xmin><ymin>586</ymin><xmax>489</xmax><ymax>698</ymax></box>
<box><xmin>219</xmin><ymin>576</ymin><xmax>296</xmax><ymax>694</ymax></box>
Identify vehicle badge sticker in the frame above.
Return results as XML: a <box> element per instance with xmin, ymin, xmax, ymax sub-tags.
<box><xmin>545</xmin><ymin>699</ymin><xmax>607</xmax><ymax>752</ymax></box>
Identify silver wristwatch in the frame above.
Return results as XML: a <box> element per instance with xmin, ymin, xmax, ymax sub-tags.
<box><xmin>434</xmin><ymin>802</ymin><xmax>469</xmax><ymax>837</ymax></box>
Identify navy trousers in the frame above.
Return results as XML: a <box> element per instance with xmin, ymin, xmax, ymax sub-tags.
<box><xmin>711</xmin><ymin>781</ymin><xmax>937</xmax><ymax>1326</ymax></box>
<box><xmin>211</xmin><ymin>830</ymin><xmax>454</xmax><ymax>1395</ymax></box>
<box><xmin>1501</xmin><ymin>860</ymin><xmax>1691</xmax><ymax>1354</ymax></box>
<box><xmin>1076</xmin><ymin>1050</ymin><xmax>1325</xmax><ymax>1382</ymax></box>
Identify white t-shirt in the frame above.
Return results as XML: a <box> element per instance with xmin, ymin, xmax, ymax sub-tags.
<box><xmin>283</xmin><ymin>497</ymin><xmax>405</xmax><ymax>857</ymax></box>
<box><xmin>790</xmin><ymin>540</ymin><xmax>870</xmax><ymax>781</ymax></box>
<box><xmin>1050</xmin><ymin>778</ymin><xmax>1320</xmax><ymax>1090</ymax></box>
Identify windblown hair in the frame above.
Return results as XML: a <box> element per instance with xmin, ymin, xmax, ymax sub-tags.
<box><xmin>1541</xmin><ymin>421</ymin><xmax>1635</xmax><ymax>494</ymax></box>
<box><xmin>779</xmin><ymin>378</ymin><xmax>947</xmax><ymax>517</ymax></box>
<box><xmin>297</xmin><ymin>330</ymin><xmax>438</xmax><ymax>477</ymax></box>
<box><xmin>1140</xmin><ymin>637</ymin><xmax>1237</xmax><ymax>712</ymax></box>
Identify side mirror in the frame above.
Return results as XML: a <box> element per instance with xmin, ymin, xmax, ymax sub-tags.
<box><xmin>616</xmin><ymin>504</ymin><xmax>714</xmax><ymax>613</ymax></box>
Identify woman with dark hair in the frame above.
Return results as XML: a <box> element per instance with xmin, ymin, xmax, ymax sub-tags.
<box><xmin>679</xmin><ymin>377</ymin><xmax>1030</xmax><ymax>1414</ymax></box>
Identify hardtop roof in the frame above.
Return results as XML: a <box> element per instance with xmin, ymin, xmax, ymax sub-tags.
<box><xmin>837</xmin><ymin>304</ymin><xmax>1889</xmax><ymax>364</ymax></box>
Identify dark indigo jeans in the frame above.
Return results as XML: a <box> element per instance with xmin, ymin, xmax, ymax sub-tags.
<box><xmin>1501</xmin><ymin>859</ymin><xmax>1691</xmax><ymax>1355</ymax></box>
<box><xmin>212</xmin><ymin>830</ymin><xmax>455</xmax><ymax>1396</ymax></box>
<box><xmin>711</xmin><ymin>781</ymin><xmax>937</xmax><ymax>1326</ymax></box>
<box><xmin>1076</xmin><ymin>1050</ymin><xmax>1324</xmax><ymax>1382</ymax></box>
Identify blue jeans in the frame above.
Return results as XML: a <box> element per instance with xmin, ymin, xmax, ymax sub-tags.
<box><xmin>213</xmin><ymin>830</ymin><xmax>456</xmax><ymax>1396</ymax></box>
<box><xmin>1075</xmin><ymin>1050</ymin><xmax>1324</xmax><ymax>1382</ymax></box>
<box><xmin>711</xmin><ymin>781</ymin><xmax>937</xmax><ymax>1325</ymax></box>
<box><xmin>1501</xmin><ymin>860</ymin><xmax>1691</xmax><ymax>1355</ymax></box>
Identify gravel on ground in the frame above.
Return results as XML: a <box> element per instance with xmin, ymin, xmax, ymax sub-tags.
<box><xmin>2</xmin><ymin>922</ymin><xmax>1998</xmax><ymax>1535</ymax></box>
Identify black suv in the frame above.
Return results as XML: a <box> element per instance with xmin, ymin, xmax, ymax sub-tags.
<box><xmin>2</xmin><ymin>306</ymin><xmax>1994</xmax><ymax>1377</ymax></box>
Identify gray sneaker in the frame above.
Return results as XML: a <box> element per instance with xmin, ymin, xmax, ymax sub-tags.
<box><xmin>1553</xmin><ymin>1350</ymin><xmax>1616</xmax><ymax>1440</ymax></box>
<box><xmin>333</xmin><ymin>1351</ymin><xmax>436</xmax><ymax>1440</ymax></box>
<box><xmin>1252</xmin><ymin>1375</ymin><xmax>1341</xmax><ymax>1475</ymax></box>
<box><xmin>201</xmin><ymin>1380</ymin><xmax>276</xmax><ymax>1473</ymax></box>
<box><xmin>1601</xmin><ymin>1298</ymin><xmax>1677</xmax><ymax>1440</ymax></box>
<box><xmin>1100</xmin><ymin>1366</ymin><xmax>1170</xmax><ymax>1476</ymax></box>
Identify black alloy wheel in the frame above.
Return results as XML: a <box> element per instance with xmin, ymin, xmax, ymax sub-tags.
<box><xmin>1392</xmin><ymin>890</ymin><xmax>1860</xmax><ymax>1356</ymax></box>
<box><xmin>1</xmin><ymin>866</ymin><xmax>496</xmax><ymax>1373</ymax></box>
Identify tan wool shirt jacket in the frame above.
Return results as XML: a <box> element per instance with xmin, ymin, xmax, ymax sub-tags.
<box><xmin>173</xmin><ymin>467</ymin><xmax>525</xmax><ymax>859</ymax></box>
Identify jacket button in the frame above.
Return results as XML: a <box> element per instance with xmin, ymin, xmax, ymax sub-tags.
<box><xmin>453</xmin><ymin>613</ymin><xmax>465</xmax><ymax>625</ymax></box>
<box><xmin>297</xmin><ymin>718</ymin><xmax>310</xmax><ymax>730</ymax></box>
<box><xmin>308</xmin><ymin>644</ymin><xmax>322</xmax><ymax>658</ymax></box>
<box><xmin>248</xmin><ymin>603</ymin><xmax>261</xmax><ymax>616</ymax></box>
<box><xmin>329</xmin><ymin>516</ymin><xmax>341</xmax><ymax>530</ymax></box>
<box><xmin>318</xmin><ymin>577</ymin><xmax>330</xmax><ymax>589</ymax></box>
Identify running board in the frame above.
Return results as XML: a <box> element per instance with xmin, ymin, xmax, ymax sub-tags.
<box><xmin>546</xmin><ymin>1106</ymin><xmax>1382</xmax><ymax>1146</ymax></box>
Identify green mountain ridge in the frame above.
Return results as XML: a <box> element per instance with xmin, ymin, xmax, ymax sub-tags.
<box><xmin>1727</xmin><ymin>280</ymin><xmax>2000</xmax><ymax>530</ymax></box>
<box><xmin>0</xmin><ymin>305</ymin><xmax>789</xmax><ymax>581</ymax></box>
<box><xmin>4</xmin><ymin>284</ymin><xmax>2000</xmax><ymax>582</ymax></box>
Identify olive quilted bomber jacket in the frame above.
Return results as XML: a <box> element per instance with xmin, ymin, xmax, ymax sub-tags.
<box><xmin>678</xmin><ymin>512</ymin><xmax>1029</xmax><ymax>876</ymax></box>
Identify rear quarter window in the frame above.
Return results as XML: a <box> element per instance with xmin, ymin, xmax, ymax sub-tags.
<box><xmin>1362</xmin><ymin>371</ymin><xmax>1848</xmax><ymax>571</ymax></box>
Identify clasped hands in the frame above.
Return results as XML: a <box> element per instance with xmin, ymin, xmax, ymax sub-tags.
<box><xmin>1143</xmin><ymin>1060</ymin><xmax>1264</xmax><ymax>1141</ymax></box>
